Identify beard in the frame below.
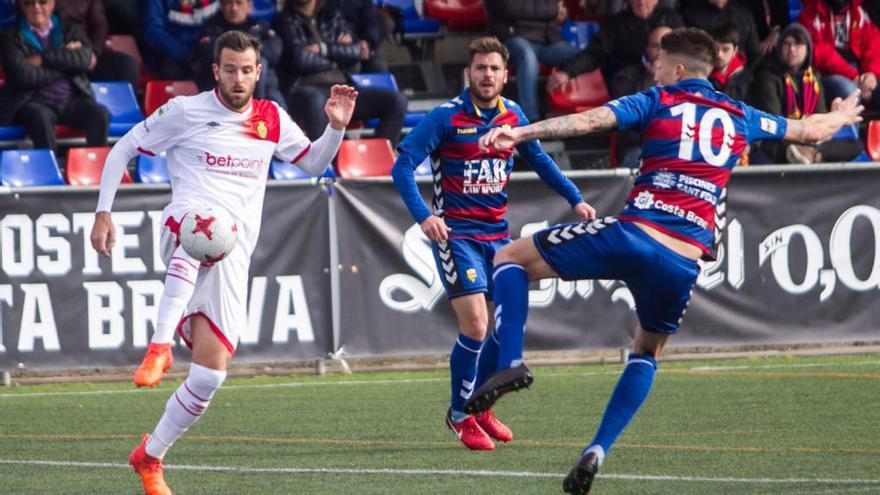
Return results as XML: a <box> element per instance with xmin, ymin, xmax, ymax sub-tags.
<box><xmin>218</xmin><ymin>82</ymin><xmax>253</xmax><ymax>110</ymax></box>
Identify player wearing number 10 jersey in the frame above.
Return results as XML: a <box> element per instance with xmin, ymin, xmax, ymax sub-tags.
<box><xmin>466</xmin><ymin>28</ymin><xmax>863</xmax><ymax>494</ymax></box>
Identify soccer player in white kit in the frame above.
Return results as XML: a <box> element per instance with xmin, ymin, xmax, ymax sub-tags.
<box><xmin>89</xmin><ymin>31</ymin><xmax>357</xmax><ymax>495</ymax></box>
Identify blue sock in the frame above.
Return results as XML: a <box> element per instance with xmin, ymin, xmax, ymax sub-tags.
<box><xmin>587</xmin><ymin>353</ymin><xmax>658</xmax><ymax>458</ymax></box>
<box><xmin>449</xmin><ymin>332</ymin><xmax>481</xmax><ymax>413</ymax></box>
<box><xmin>474</xmin><ymin>331</ymin><xmax>500</xmax><ymax>390</ymax></box>
<box><xmin>493</xmin><ymin>263</ymin><xmax>529</xmax><ymax>369</ymax></box>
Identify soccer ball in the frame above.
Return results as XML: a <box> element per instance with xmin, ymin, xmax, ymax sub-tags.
<box><xmin>179</xmin><ymin>205</ymin><xmax>238</xmax><ymax>264</ymax></box>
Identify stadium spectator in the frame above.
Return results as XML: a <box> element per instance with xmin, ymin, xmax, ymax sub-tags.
<box><xmin>274</xmin><ymin>0</ymin><xmax>406</xmax><ymax>144</ymax></box>
<box><xmin>484</xmin><ymin>0</ymin><xmax>580</xmax><ymax>122</ymax></box>
<box><xmin>0</xmin><ymin>0</ymin><xmax>109</xmax><ymax>152</ymax></box>
<box><xmin>324</xmin><ymin>0</ymin><xmax>390</xmax><ymax>72</ymax></box>
<box><xmin>708</xmin><ymin>23</ymin><xmax>751</xmax><ymax>100</ymax></box>
<box><xmin>470</xmin><ymin>27</ymin><xmax>862</xmax><ymax>494</ymax></box>
<box><xmin>797</xmin><ymin>0</ymin><xmax>880</xmax><ymax>106</ymax></box>
<box><xmin>750</xmin><ymin>23</ymin><xmax>864</xmax><ymax>163</ymax></box>
<box><xmin>392</xmin><ymin>36</ymin><xmax>593</xmax><ymax>452</ymax></box>
<box><xmin>681</xmin><ymin>0</ymin><xmax>763</xmax><ymax>64</ymax></box>
<box><xmin>611</xmin><ymin>25</ymin><xmax>671</xmax><ymax>167</ymax></box>
<box><xmin>546</xmin><ymin>0</ymin><xmax>683</xmax><ymax>93</ymax></box>
<box><xmin>607</xmin><ymin>0</ymin><xmax>677</xmax><ymax>15</ymax></box>
<box><xmin>55</xmin><ymin>0</ymin><xmax>139</xmax><ymax>88</ymax></box>
<box><xmin>197</xmin><ymin>0</ymin><xmax>287</xmax><ymax>109</ymax></box>
<box><xmin>141</xmin><ymin>0</ymin><xmax>219</xmax><ymax>80</ymax></box>
<box><xmin>737</xmin><ymin>0</ymin><xmax>790</xmax><ymax>54</ymax></box>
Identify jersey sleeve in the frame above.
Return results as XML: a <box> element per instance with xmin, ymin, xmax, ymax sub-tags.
<box><xmin>604</xmin><ymin>89</ymin><xmax>656</xmax><ymax>132</ymax></box>
<box><xmin>391</xmin><ymin>107</ymin><xmax>448</xmax><ymax>224</ymax></box>
<box><xmin>274</xmin><ymin>104</ymin><xmax>312</xmax><ymax>163</ymax></box>
<box><xmin>128</xmin><ymin>97</ymin><xmax>187</xmax><ymax>156</ymax></box>
<box><xmin>743</xmin><ymin>104</ymin><xmax>788</xmax><ymax>143</ymax></box>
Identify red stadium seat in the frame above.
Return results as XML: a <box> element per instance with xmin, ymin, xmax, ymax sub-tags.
<box><xmin>105</xmin><ymin>35</ymin><xmax>155</xmax><ymax>88</ymax></box>
<box><xmin>336</xmin><ymin>138</ymin><xmax>396</xmax><ymax>178</ymax></box>
<box><xmin>424</xmin><ymin>0</ymin><xmax>488</xmax><ymax>31</ymax></box>
<box><xmin>66</xmin><ymin>146</ymin><xmax>133</xmax><ymax>185</ymax></box>
<box><xmin>547</xmin><ymin>69</ymin><xmax>610</xmax><ymax>115</ymax></box>
<box><xmin>0</xmin><ymin>65</ymin><xmax>5</xmax><ymax>87</ymax></box>
<box><xmin>868</xmin><ymin>120</ymin><xmax>880</xmax><ymax>162</ymax></box>
<box><xmin>144</xmin><ymin>80</ymin><xmax>199</xmax><ymax>116</ymax></box>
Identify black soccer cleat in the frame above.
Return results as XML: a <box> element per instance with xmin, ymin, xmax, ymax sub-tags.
<box><xmin>562</xmin><ymin>452</ymin><xmax>600</xmax><ymax>494</ymax></box>
<box><xmin>462</xmin><ymin>363</ymin><xmax>533</xmax><ymax>414</ymax></box>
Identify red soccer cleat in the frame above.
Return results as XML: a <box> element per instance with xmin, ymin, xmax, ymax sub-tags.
<box><xmin>474</xmin><ymin>409</ymin><xmax>513</xmax><ymax>442</ymax></box>
<box><xmin>133</xmin><ymin>343</ymin><xmax>173</xmax><ymax>388</ymax></box>
<box><xmin>446</xmin><ymin>409</ymin><xmax>495</xmax><ymax>451</ymax></box>
<box><xmin>129</xmin><ymin>434</ymin><xmax>172</xmax><ymax>495</ymax></box>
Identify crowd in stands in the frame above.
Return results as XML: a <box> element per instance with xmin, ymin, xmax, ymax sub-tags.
<box><xmin>1</xmin><ymin>0</ymin><xmax>879</xmax><ymax>183</ymax></box>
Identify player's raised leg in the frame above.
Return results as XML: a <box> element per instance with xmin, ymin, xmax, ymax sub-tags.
<box><xmin>130</xmin><ymin>317</ymin><xmax>230</xmax><ymax>495</ymax></box>
<box><xmin>562</xmin><ymin>327</ymin><xmax>668</xmax><ymax>495</ymax></box>
<box><xmin>134</xmin><ymin>241</ymin><xmax>200</xmax><ymax>388</ymax></box>
<box><xmin>464</xmin><ymin>236</ymin><xmax>557</xmax><ymax>414</ymax></box>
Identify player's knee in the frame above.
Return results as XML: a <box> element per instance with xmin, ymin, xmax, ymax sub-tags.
<box><xmin>493</xmin><ymin>244</ymin><xmax>517</xmax><ymax>266</ymax></box>
<box><xmin>459</xmin><ymin>315</ymin><xmax>488</xmax><ymax>340</ymax></box>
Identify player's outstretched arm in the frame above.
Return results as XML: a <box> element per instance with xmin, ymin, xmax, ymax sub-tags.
<box><xmin>784</xmin><ymin>91</ymin><xmax>864</xmax><ymax>144</ymax></box>
<box><xmin>91</xmin><ymin>133</ymin><xmax>139</xmax><ymax>257</ymax></box>
<box><xmin>480</xmin><ymin>106</ymin><xmax>618</xmax><ymax>151</ymax></box>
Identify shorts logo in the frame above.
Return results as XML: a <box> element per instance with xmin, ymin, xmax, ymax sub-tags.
<box><xmin>543</xmin><ymin>217</ymin><xmax>618</xmax><ymax>246</ymax></box>
<box><xmin>633</xmin><ymin>191</ymin><xmax>655</xmax><ymax>210</ymax></box>
<box><xmin>466</xmin><ymin>268</ymin><xmax>477</xmax><ymax>283</ymax></box>
<box><xmin>256</xmin><ymin>120</ymin><xmax>268</xmax><ymax>139</ymax></box>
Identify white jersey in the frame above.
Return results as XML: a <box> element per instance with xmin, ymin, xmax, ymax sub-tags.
<box><xmin>129</xmin><ymin>89</ymin><xmax>312</xmax><ymax>255</ymax></box>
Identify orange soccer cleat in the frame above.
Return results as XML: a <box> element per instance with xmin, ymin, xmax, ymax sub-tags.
<box><xmin>129</xmin><ymin>434</ymin><xmax>172</xmax><ymax>495</ymax></box>
<box><xmin>445</xmin><ymin>409</ymin><xmax>495</xmax><ymax>451</ymax></box>
<box><xmin>474</xmin><ymin>409</ymin><xmax>513</xmax><ymax>443</ymax></box>
<box><xmin>133</xmin><ymin>343</ymin><xmax>173</xmax><ymax>387</ymax></box>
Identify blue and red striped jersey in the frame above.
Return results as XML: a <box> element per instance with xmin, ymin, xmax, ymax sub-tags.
<box><xmin>606</xmin><ymin>78</ymin><xmax>788</xmax><ymax>259</ymax></box>
<box><xmin>393</xmin><ymin>89</ymin><xmax>583</xmax><ymax>241</ymax></box>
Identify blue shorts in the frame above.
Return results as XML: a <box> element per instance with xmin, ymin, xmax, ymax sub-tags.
<box><xmin>432</xmin><ymin>237</ymin><xmax>511</xmax><ymax>299</ymax></box>
<box><xmin>533</xmin><ymin>218</ymin><xmax>700</xmax><ymax>334</ymax></box>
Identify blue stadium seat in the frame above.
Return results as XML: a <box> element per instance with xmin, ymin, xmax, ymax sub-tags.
<box><xmin>561</xmin><ymin>20</ymin><xmax>599</xmax><ymax>50</ymax></box>
<box><xmin>0</xmin><ymin>125</ymin><xmax>27</xmax><ymax>142</ymax></box>
<box><xmin>351</xmin><ymin>73</ymin><xmax>425</xmax><ymax>128</ymax></box>
<box><xmin>250</xmin><ymin>0</ymin><xmax>276</xmax><ymax>21</ymax></box>
<box><xmin>0</xmin><ymin>0</ymin><xmax>14</xmax><ymax>29</ymax></box>
<box><xmin>0</xmin><ymin>149</ymin><xmax>65</xmax><ymax>187</ymax></box>
<box><xmin>789</xmin><ymin>0</ymin><xmax>802</xmax><ymax>20</ymax></box>
<box><xmin>135</xmin><ymin>152</ymin><xmax>169</xmax><ymax>183</ymax></box>
<box><xmin>91</xmin><ymin>81</ymin><xmax>144</xmax><ymax>137</ymax></box>
<box><xmin>270</xmin><ymin>159</ymin><xmax>311</xmax><ymax>180</ymax></box>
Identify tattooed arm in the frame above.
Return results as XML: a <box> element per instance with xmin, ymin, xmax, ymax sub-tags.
<box><xmin>480</xmin><ymin>106</ymin><xmax>618</xmax><ymax>150</ymax></box>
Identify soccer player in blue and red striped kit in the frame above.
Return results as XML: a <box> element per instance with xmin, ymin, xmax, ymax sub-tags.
<box><xmin>392</xmin><ymin>36</ymin><xmax>596</xmax><ymax>451</ymax></box>
<box><xmin>468</xmin><ymin>28</ymin><xmax>863</xmax><ymax>492</ymax></box>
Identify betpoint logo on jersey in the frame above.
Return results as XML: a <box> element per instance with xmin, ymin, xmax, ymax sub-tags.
<box><xmin>462</xmin><ymin>158</ymin><xmax>507</xmax><ymax>194</ymax></box>
<box><xmin>203</xmin><ymin>151</ymin><xmax>266</xmax><ymax>171</ymax></box>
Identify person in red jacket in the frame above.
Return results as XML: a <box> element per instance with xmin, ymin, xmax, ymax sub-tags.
<box><xmin>798</xmin><ymin>0</ymin><xmax>880</xmax><ymax>106</ymax></box>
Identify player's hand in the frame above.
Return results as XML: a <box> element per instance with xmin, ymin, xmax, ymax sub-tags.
<box><xmin>831</xmin><ymin>90</ymin><xmax>864</xmax><ymax>125</ymax></box>
<box><xmin>574</xmin><ymin>202</ymin><xmax>596</xmax><ymax>221</ymax></box>
<box><xmin>479</xmin><ymin>126</ymin><xmax>522</xmax><ymax>152</ymax></box>
<box><xmin>325</xmin><ymin>84</ymin><xmax>358</xmax><ymax>130</ymax></box>
<box><xmin>90</xmin><ymin>211</ymin><xmax>116</xmax><ymax>258</ymax></box>
<box><xmin>420</xmin><ymin>215</ymin><xmax>451</xmax><ymax>242</ymax></box>
<box><xmin>547</xmin><ymin>70</ymin><xmax>570</xmax><ymax>91</ymax></box>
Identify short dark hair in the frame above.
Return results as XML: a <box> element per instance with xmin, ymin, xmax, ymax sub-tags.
<box><xmin>468</xmin><ymin>37</ymin><xmax>509</xmax><ymax>66</ymax></box>
<box><xmin>660</xmin><ymin>27</ymin><xmax>718</xmax><ymax>75</ymax></box>
<box><xmin>214</xmin><ymin>30</ymin><xmax>262</xmax><ymax>64</ymax></box>
<box><xmin>711</xmin><ymin>23</ymin><xmax>740</xmax><ymax>46</ymax></box>
<box><xmin>782</xmin><ymin>27</ymin><xmax>810</xmax><ymax>46</ymax></box>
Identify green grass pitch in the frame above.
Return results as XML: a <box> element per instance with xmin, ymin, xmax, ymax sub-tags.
<box><xmin>1</xmin><ymin>354</ymin><xmax>878</xmax><ymax>494</ymax></box>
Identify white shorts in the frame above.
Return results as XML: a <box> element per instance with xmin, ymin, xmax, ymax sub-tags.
<box><xmin>161</xmin><ymin>212</ymin><xmax>250</xmax><ymax>354</ymax></box>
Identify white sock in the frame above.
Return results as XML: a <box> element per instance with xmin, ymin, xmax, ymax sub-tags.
<box><xmin>583</xmin><ymin>445</ymin><xmax>606</xmax><ymax>467</ymax></box>
<box><xmin>145</xmin><ymin>363</ymin><xmax>226</xmax><ymax>459</ymax></box>
<box><xmin>151</xmin><ymin>246</ymin><xmax>199</xmax><ymax>344</ymax></box>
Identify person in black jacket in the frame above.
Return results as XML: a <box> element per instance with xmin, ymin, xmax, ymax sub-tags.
<box><xmin>485</xmin><ymin>0</ymin><xmax>579</xmax><ymax>122</ymax></box>
<box><xmin>681</xmin><ymin>0</ymin><xmax>763</xmax><ymax>65</ymax></box>
<box><xmin>0</xmin><ymin>0</ymin><xmax>109</xmax><ymax>152</ymax></box>
<box><xmin>274</xmin><ymin>0</ymin><xmax>406</xmax><ymax>144</ymax></box>
<box><xmin>324</xmin><ymin>0</ymin><xmax>389</xmax><ymax>72</ymax></box>
<box><xmin>708</xmin><ymin>22</ymin><xmax>751</xmax><ymax>101</ymax></box>
<box><xmin>197</xmin><ymin>0</ymin><xmax>287</xmax><ymax>109</ymax></box>
<box><xmin>547</xmin><ymin>0</ymin><xmax>683</xmax><ymax>93</ymax></box>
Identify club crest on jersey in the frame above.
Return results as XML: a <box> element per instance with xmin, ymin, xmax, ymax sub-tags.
<box><xmin>256</xmin><ymin>120</ymin><xmax>268</xmax><ymax>139</ymax></box>
<box><xmin>466</xmin><ymin>268</ymin><xmax>478</xmax><ymax>283</ymax></box>
<box><xmin>457</xmin><ymin>127</ymin><xmax>477</xmax><ymax>135</ymax></box>
<box><xmin>462</xmin><ymin>158</ymin><xmax>507</xmax><ymax>194</ymax></box>
<box><xmin>633</xmin><ymin>191</ymin><xmax>654</xmax><ymax>210</ymax></box>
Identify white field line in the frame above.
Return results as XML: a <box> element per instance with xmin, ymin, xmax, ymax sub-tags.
<box><xmin>2</xmin><ymin>360</ymin><xmax>878</xmax><ymax>400</ymax></box>
<box><xmin>0</xmin><ymin>459</ymin><xmax>879</xmax><ymax>485</ymax></box>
